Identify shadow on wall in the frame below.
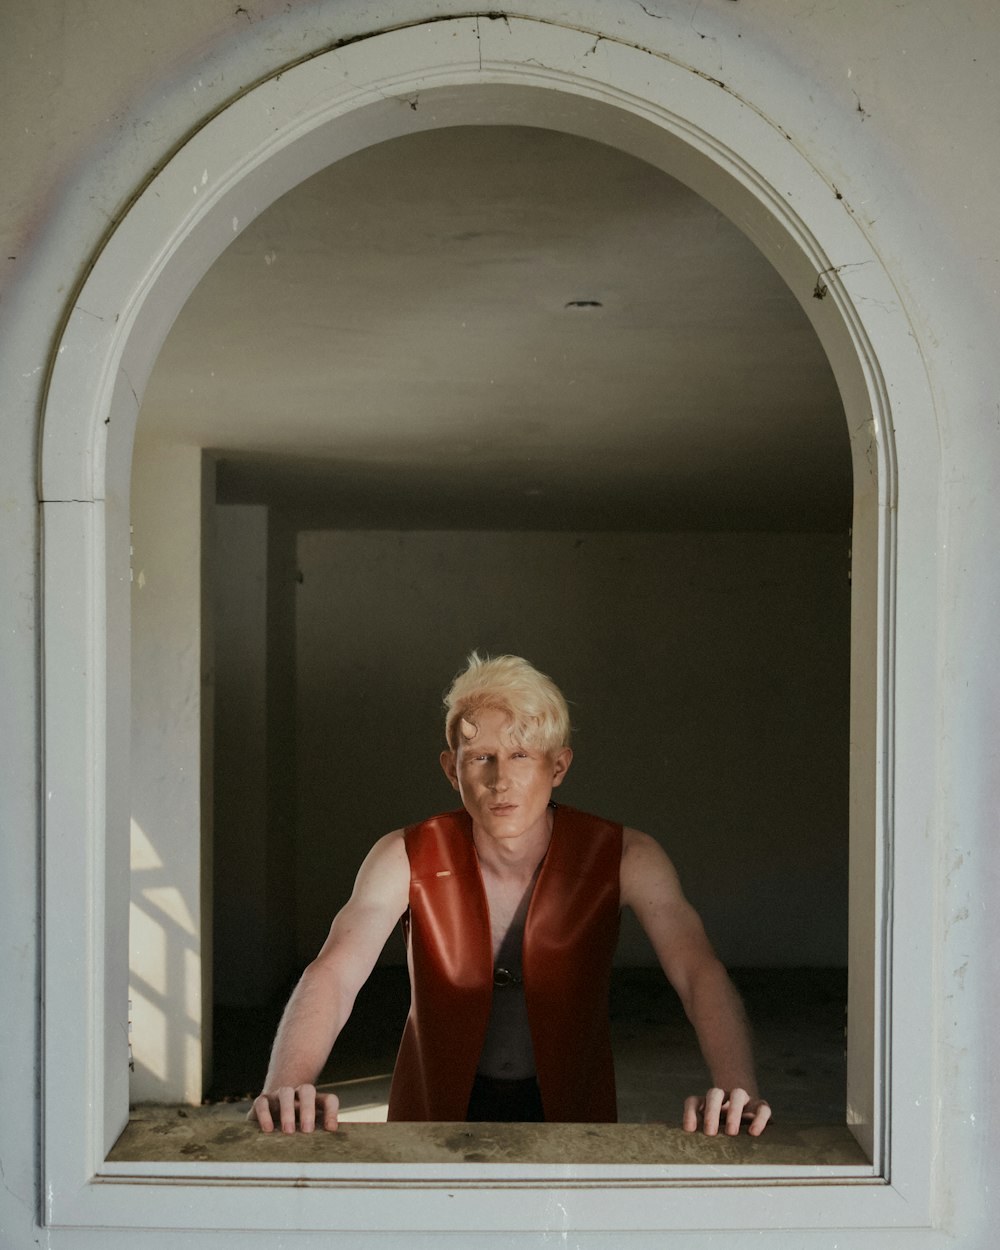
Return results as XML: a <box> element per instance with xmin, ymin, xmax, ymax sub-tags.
<box><xmin>129</xmin><ymin>820</ymin><xmax>204</xmax><ymax>1102</ymax></box>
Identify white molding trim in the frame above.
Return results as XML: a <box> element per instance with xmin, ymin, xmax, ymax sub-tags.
<box><xmin>40</xmin><ymin>13</ymin><xmax>942</xmax><ymax>1242</ymax></box>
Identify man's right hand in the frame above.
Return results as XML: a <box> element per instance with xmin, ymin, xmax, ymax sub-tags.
<box><xmin>249</xmin><ymin>1084</ymin><xmax>340</xmax><ymax>1133</ymax></box>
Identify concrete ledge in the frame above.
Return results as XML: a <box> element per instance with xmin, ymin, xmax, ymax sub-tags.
<box><xmin>111</xmin><ymin>1105</ymin><xmax>868</xmax><ymax>1166</ymax></box>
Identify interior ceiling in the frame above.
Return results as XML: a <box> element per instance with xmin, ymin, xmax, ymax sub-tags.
<box><xmin>140</xmin><ymin>125</ymin><xmax>851</xmax><ymax>531</ymax></box>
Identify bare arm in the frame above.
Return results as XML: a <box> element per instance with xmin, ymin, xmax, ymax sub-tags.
<box><xmin>250</xmin><ymin>830</ymin><xmax>410</xmax><ymax>1133</ymax></box>
<box><xmin>620</xmin><ymin>827</ymin><xmax>771</xmax><ymax>1136</ymax></box>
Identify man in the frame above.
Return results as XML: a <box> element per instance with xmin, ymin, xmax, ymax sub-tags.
<box><xmin>251</xmin><ymin>653</ymin><xmax>771</xmax><ymax>1136</ymax></box>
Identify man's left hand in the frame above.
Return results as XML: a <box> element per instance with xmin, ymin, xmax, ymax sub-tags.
<box><xmin>682</xmin><ymin>1087</ymin><xmax>771</xmax><ymax>1136</ymax></box>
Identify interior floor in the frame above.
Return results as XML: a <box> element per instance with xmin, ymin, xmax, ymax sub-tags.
<box><xmin>206</xmin><ymin>967</ymin><xmax>846</xmax><ymax>1125</ymax></box>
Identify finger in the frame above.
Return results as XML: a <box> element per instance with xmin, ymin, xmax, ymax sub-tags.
<box><xmin>318</xmin><ymin>1091</ymin><xmax>341</xmax><ymax>1132</ymax></box>
<box><xmin>298</xmin><ymin>1083</ymin><xmax>316</xmax><ymax>1134</ymax></box>
<box><xmin>724</xmin><ymin>1087</ymin><xmax>750</xmax><ymax>1136</ymax></box>
<box><xmin>682</xmin><ymin>1095</ymin><xmax>702</xmax><ymax>1133</ymax></box>
<box><xmin>701</xmin><ymin>1087</ymin><xmax>726</xmax><ymax>1136</ymax></box>
<box><xmin>250</xmin><ymin>1094</ymin><xmax>274</xmax><ymax>1133</ymax></box>
<box><xmin>277</xmin><ymin>1085</ymin><xmax>298</xmax><ymax>1134</ymax></box>
<box><xmin>747</xmin><ymin>1100</ymin><xmax>772</xmax><ymax>1137</ymax></box>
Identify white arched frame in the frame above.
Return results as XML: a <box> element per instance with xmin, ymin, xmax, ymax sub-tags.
<box><xmin>40</xmin><ymin>14</ymin><xmax>941</xmax><ymax>1242</ymax></box>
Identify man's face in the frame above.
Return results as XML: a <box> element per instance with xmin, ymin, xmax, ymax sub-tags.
<box><xmin>440</xmin><ymin>706</ymin><xmax>572</xmax><ymax>845</ymax></box>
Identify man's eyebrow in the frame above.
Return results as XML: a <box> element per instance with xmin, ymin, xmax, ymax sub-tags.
<box><xmin>461</xmin><ymin>744</ymin><xmax>531</xmax><ymax>756</ymax></box>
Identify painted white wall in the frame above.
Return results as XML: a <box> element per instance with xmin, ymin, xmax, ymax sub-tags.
<box><xmin>294</xmin><ymin>529</ymin><xmax>850</xmax><ymax>969</ymax></box>
<box><xmin>2</xmin><ymin>1</ymin><xmax>998</xmax><ymax>1246</ymax></box>
<box><xmin>129</xmin><ymin>439</ymin><xmax>212</xmax><ymax>1104</ymax></box>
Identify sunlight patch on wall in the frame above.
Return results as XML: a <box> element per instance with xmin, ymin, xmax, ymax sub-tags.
<box><xmin>144</xmin><ymin>886</ymin><xmax>198</xmax><ymax>937</ymax></box>
<box><xmin>130</xmin><ymin>902</ymin><xmax>167</xmax><ymax>997</ymax></box>
<box><xmin>131</xmin><ymin>818</ymin><xmax>164</xmax><ymax>870</ymax></box>
<box><xmin>128</xmin><ymin>990</ymin><xmax>167</xmax><ymax>1083</ymax></box>
<box><xmin>130</xmin><ymin>816</ymin><xmax>204</xmax><ymax>1100</ymax></box>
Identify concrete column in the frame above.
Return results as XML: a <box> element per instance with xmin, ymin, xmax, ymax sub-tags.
<box><xmin>212</xmin><ymin>504</ymin><xmax>271</xmax><ymax>1006</ymax></box>
<box><xmin>129</xmin><ymin>439</ymin><xmax>211</xmax><ymax>1104</ymax></box>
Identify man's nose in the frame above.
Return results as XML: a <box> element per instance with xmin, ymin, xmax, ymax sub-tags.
<box><xmin>488</xmin><ymin>764</ymin><xmax>510</xmax><ymax>791</ymax></box>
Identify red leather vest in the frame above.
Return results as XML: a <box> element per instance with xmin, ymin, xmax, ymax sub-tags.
<box><xmin>386</xmin><ymin>805</ymin><xmax>622</xmax><ymax>1122</ymax></box>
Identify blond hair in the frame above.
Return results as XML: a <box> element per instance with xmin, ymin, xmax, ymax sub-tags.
<box><xmin>443</xmin><ymin>653</ymin><xmax>571</xmax><ymax>755</ymax></box>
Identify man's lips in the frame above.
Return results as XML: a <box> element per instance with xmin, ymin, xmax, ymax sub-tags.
<box><xmin>489</xmin><ymin>803</ymin><xmax>517</xmax><ymax>814</ymax></box>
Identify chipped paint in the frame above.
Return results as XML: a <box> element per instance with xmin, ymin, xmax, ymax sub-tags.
<box><xmin>26</xmin><ymin>7</ymin><xmax>991</xmax><ymax>1242</ymax></box>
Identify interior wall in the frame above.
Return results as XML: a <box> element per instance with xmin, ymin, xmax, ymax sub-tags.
<box><xmin>212</xmin><ymin>502</ymin><xmax>298</xmax><ymax>1008</ymax></box>
<box><xmin>294</xmin><ymin>528</ymin><xmax>850</xmax><ymax>971</ymax></box>
<box><xmin>212</xmin><ymin>504</ymin><xmax>270</xmax><ymax>1005</ymax></box>
<box><xmin>265</xmin><ymin>509</ymin><xmax>300</xmax><ymax>998</ymax></box>
<box><xmin>129</xmin><ymin>439</ymin><xmax>211</xmax><ymax>1103</ymax></box>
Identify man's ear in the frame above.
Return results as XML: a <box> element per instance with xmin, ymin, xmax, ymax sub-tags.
<box><xmin>551</xmin><ymin>746</ymin><xmax>573</xmax><ymax>788</ymax></box>
<box><xmin>440</xmin><ymin>749</ymin><xmax>460</xmax><ymax>791</ymax></box>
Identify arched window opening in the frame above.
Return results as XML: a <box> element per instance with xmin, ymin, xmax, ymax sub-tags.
<box><xmin>129</xmin><ymin>125</ymin><xmax>853</xmax><ymax>1136</ymax></box>
<box><xmin>39</xmin><ymin>17</ymin><xmax>931</xmax><ymax>1237</ymax></box>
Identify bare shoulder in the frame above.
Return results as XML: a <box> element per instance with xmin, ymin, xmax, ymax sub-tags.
<box><xmin>311</xmin><ymin>830</ymin><xmax>411</xmax><ymax>971</ymax></box>
<box><xmin>365</xmin><ymin>827</ymin><xmax>408</xmax><ymax>862</ymax></box>
<box><xmin>350</xmin><ymin>828</ymin><xmax>410</xmax><ymax>909</ymax></box>
<box><xmin>618</xmin><ymin>827</ymin><xmax>715</xmax><ymax>986</ymax></box>
<box><xmin>621</xmin><ymin>825</ymin><xmax>668</xmax><ymax>857</ymax></box>
<box><xmin>619</xmin><ymin>826</ymin><xmax>684</xmax><ymax>907</ymax></box>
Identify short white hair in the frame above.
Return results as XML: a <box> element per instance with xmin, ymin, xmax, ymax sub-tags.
<box><xmin>443</xmin><ymin>652</ymin><xmax>571</xmax><ymax>754</ymax></box>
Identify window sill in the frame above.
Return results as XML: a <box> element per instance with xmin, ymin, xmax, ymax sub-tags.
<box><xmin>109</xmin><ymin>1104</ymin><xmax>869</xmax><ymax>1172</ymax></box>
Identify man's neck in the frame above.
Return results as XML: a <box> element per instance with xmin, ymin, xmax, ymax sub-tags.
<box><xmin>472</xmin><ymin>809</ymin><xmax>554</xmax><ymax>880</ymax></box>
